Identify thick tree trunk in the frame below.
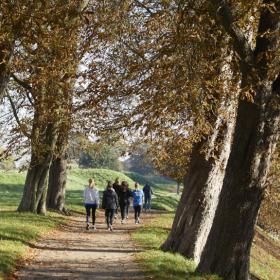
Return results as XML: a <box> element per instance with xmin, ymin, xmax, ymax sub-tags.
<box><xmin>18</xmin><ymin>123</ymin><xmax>58</xmax><ymax>214</ymax></box>
<box><xmin>18</xmin><ymin>155</ymin><xmax>52</xmax><ymax>214</ymax></box>
<box><xmin>47</xmin><ymin>153</ymin><xmax>68</xmax><ymax>213</ymax></box>
<box><xmin>161</xmin><ymin>100</ymin><xmax>236</xmax><ymax>263</ymax></box>
<box><xmin>197</xmin><ymin>79</ymin><xmax>280</xmax><ymax>279</ymax></box>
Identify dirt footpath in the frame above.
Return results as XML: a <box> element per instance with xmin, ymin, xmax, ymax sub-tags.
<box><xmin>14</xmin><ymin>211</ymin><xmax>150</xmax><ymax>280</ymax></box>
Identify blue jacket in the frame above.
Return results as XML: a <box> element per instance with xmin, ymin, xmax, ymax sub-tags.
<box><xmin>132</xmin><ymin>189</ymin><xmax>144</xmax><ymax>206</ymax></box>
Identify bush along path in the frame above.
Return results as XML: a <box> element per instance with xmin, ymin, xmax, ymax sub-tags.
<box><xmin>12</xmin><ymin>210</ymin><xmax>150</xmax><ymax>280</ymax></box>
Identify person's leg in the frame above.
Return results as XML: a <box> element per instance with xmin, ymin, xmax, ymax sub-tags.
<box><xmin>105</xmin><ymin>209</ymin><xmax>110</xmax><ymax>229</ymax></box>
<box><xmin>92</xmin><ymin>205</ymin><xmax>97</xmax><ymax>228</ymax></box>
<box><xmin>124</xmin><ymin>204</ymin><xmax>128</xmax><ymax>220</ymax></box>
<box><xmin>85</xmin><ymin>204</ymin><xmax>90</xmax><ymax>229</ymax></box>
<box><xmin>109</xmin><ymin>209</ymin><xmax>115</xmax><ymax>230</ymax></box>
<box><xmin>147</xmin><ymin>197</ymin><xmax>151</xmax><ymax>210</ymax></box>
<box><xmin>144</xmin><ymin>196</ymin><xmax>148</xmax><ymax>211</ymax></box>
<box><xmin>134</xmin><ymin>206</ymin><xmax>137</xmax><ymax>222</ymax></box>
<box><xmin>126</xmin><ymin>202</ymin><xmax>130</xmax><ymax>219</ymax></box>
<box><xmin>120</xmin><ymin>204</ymin><xmax>125</xmax><ymax>222</ymax></box>
<box><xmin>138</xmin><ymin>205</ymin><xmax>142</xmax><ymax>222</ymax></box>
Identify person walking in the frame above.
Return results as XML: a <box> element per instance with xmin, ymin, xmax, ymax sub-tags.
<box><xmin>132</xmin><ymin>182</ymin><xmax>144</xmax><ymax>224</ymax></box>
<box><xmin>113</xmin><ymin>178</ymin><xmax>121</xmax><ymax>218</ymax></box>
<box><xmin>119</xmin><ymin>181</ymin><xmax>132</xmax><ymax>224</ymax></box>
<box><xmin>143</xmin><ymin>183</ymin><xmax>153</xmax><ymax>212</ymax></box>
<box><xmin>84</xmin><ymin>178</ymin><xmax>99</xmax><ymax>230</ymax></box>
<box><xmin>102</xmin><ymin>181</ymin><xmax>119</xmax><ymax>231</ymax></box>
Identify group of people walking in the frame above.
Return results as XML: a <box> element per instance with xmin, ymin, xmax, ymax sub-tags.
<box><xmin>83</xmin><ymin>178</ymin><xmax>153</xmax><ymax>231</ymax></box>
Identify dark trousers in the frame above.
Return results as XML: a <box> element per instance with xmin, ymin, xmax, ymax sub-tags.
<box><xmin>85</xmin><ymin>204</ymin><xmax>97</xmax><ymax>225</ymax></box>
<box><xmin>134</xmin><ymin>205</ymin><xmax>142</xmax><ymax>220</ymax></box>
<box><xmin>144</xmin><ymin>196</ymin><xmax>151</xmax><ymax>210</ymax></box>
<box><xmin>105</xmin><ymin>209</ymin><xmax>115</xmax><ymax>227</ymax></box>
<box><xmin>120</xmin><ymin>203</ymin><xmax>129</xmax><ymax>220</ymax></box>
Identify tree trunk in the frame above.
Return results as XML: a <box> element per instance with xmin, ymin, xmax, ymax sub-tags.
<box><xmin>18</xmin><ymin>123</ymin><xmax>58</xmax><ymax>214</ymax></box>
<box><xmin>197</xmin><ymin>79</ymin><xmax>280</xmax><ymax>279</ymax></box>
<box><xmin>18</xmin><ymin>154</ymin><xmax>52</xmax><ymax>213</ymax></box>
<box><xmin>176</xmin><ymin>182</ymin><xmax>180</xmax><ymax>194</ymax></box>
<box><xmin>161</xmin><ymin>100</ymin><xmax>236</xmax><ymax>263</ymax></box>
<box><xmin>47</xmin><ymin>153</ymin><xmax>68</xmax><ymax>213</ymax></box>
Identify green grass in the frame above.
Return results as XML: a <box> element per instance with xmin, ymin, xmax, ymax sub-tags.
<box><xmin>0</xmin><ymin>168</ymin><xmax>178</xmax><ymax>279</ymax></box>
<box><xmin>132</xmin><ymin>213</ymin><xmax>280</xmax><ymax>280</ymax></box>
<box><xmin>124</xmin><ymin>171</ymin><xmax>177</xmax><ymax>192</ymax></box>
<box><xmin>1</xmin><ymin>168</ymin><xmax>279</xmax><ymax>280</ymax></box>
<box><xmin>132</xmin><ymin>213</ymin><xmax>220</xmax><ymax>280</ymax></box>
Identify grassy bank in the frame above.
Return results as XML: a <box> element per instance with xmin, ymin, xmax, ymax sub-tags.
<box><xmin>0</xmin><ymin>168</ymin><xmax>177</xmax><ymax>279</ymax></box>
<box><xmin>132</xmin><ymin>213</ymin><xmax>280</xmax><ymax>280</ymax></box>
<box><xmin>0</xmin><ymin>171</ymin><xmax>65</xmax><ymax>279</ymax></box>
<box><xmin>132</xmin><ymin>213</ymin><xmax>220</xmax><ymax>280</ymax></box>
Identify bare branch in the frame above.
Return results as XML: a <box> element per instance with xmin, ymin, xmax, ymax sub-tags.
<box><xmin>11</xmin><ymin>73</ymin><xmax>32</xmax><ymax>92</ymax></box>
<box><xmin>135</xmin><ymin>0</ymin><xmax>155</xmax><ymax>16</ymax></box>
<box><xmin>6</xmin><ymin>91</ymin><xmax>31</xmax><ymax>138</ymax></box>
<box><xmin>11</xmin><ymin>73</ymin><xmax>34</xmax><ymax>106</ymax></box>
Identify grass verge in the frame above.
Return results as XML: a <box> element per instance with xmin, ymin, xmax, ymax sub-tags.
<box><xmin>132</xmin><ymin>213</ymin><xmax>220</xmax><ymax>280</ymax></box>
<box><xmin>132</xmin><ymin>213</ymin><xmax>280</xmax><ymax>280</ymax></box>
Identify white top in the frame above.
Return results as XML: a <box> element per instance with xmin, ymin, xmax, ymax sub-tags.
<box><xmin>84</xmin><ymin>186</ymin><xmax>100</xmax><ymax>205</ymax></box>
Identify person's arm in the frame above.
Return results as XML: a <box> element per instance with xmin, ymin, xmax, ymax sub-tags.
<box><xmin>151</xmin><ymin>187</ymin><xmax>154</xmax><ymax>195</ymax></box>
<box><xmin>101</xmin><ymin>191</ymin><xmax>106</xmax><ymax>209</ymax></box>
<box><xmin>115</xmin><ymin>192</ymin><xmax>119</xmax><ymax>208</ymax></box>
<box><xmin>96</xmin><ymin>190</ymin><xmax>100</xmax><ymax>207</ymax></box>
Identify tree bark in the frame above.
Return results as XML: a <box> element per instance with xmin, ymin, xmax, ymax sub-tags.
<box><xmin>161</xmin><ymin>99</ymin><xmax>237</xmax><ymax>263</ymax></box>
<box><xmin>197</xmin><ymin>80</ymin><xmax>280</xmax><ymax>279</ymax></box>
<box><xmin>47</xmin><ymin>153</ymin><xmax>68</xmax><ymax>213</ymax></box>
<box><xmin>18</xmin><ymin>122</ymin><xmax>58</xmax><ymax>214</ymax></box>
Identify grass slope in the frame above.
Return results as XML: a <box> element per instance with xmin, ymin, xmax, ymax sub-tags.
<box><xmin>0</xmin><ymin>171</ymin><xmax>63</xmax><ymax>279</ymax></box>
<box><xmin>132</xmin><ymin>213</ymin><xmax>280</xmax><ymax>280</ymax></box>
<box><xmin>0</xmin><ymin>168</ymin><xmax>177</xmax><ymax>279</ymax></box>
<box><xmin>132</xmin><ymin>213</ymin><xmax>220</xmax><ymax>280</ymax></box>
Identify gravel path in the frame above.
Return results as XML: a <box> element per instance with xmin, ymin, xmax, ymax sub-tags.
<box><xmin>14</xmin><ymin>211</ymin><xmax>149</xmax><ymax>280</ymax></box>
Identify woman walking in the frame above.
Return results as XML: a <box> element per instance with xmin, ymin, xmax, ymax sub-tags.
<box><xmin>102</xmin><ymin>181</ymin><xmax>119</xmax><ymax>231</ymax></box>
<box><xmin>84</xmin><ymin>178</ymin><xmax>99</xmax><ymax>230</ymax></box>
<box><xmin>119</xmin><ymin>181</ymin><xmax>132</xmax><ymax>224</ymax></box>
<box><xmin>132</xmin><ymin>182</ymin><xmax>144</xmax><ymax>224</ymax></box>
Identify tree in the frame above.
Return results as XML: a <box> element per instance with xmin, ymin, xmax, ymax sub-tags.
<box><xmin>123</xmin><ymin>143</ymin><xmax>155</xmax><ymax>175</ymax></box>
<box><xmin>16</xmin><ymin>1</ymin><xmax>86</xmax><ymax>214</ymax></box>
<box><xmin>91</xmin><ymin>2</ymin><xmax>279</xmax><ymax>278</ymax></box>
<box><xmin>196</xmin><ymin>1</ymin><xmax>280</xmax><ymax>278</ymax></box>
<box><xmin>96</xmin><ymin>0</ymin><xmax>240</xmax><ymax>263</ymax></box>
<box><xmin>79</xmin><ymin>141</ymin><xmax>121</xmax><ymax>170</ymax></box>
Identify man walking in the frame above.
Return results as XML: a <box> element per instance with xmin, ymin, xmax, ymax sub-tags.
<box><xmin>143</xmin><ymin>183</ymin><xmax>153</xmax><ymax>212</ymax></box>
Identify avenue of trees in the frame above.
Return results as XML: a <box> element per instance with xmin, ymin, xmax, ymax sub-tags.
<box><xmin>0</xmin><ymin>1</ymin><xmax>279</xmax><ymax>279</ymax></box>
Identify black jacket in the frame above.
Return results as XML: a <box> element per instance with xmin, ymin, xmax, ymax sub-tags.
<box><xmin>102</xmin><ymin>189</ymin><xmax>119</xmax><ymax>209</ymax></box>
<box><xmin>113</xmin><ymin>183</ymin><xmax>121</xmax><ymax>196</ymax></box>
<box><xmin>143</xmin><ymin>184</ymin><xmax>153</xmax><ymax>198</ymax></box>
<box><xmin>118</xmin><ymin>189</ymin><xmax>132</xmax><ymax>205</ymax></box>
